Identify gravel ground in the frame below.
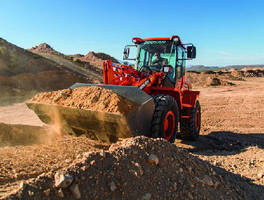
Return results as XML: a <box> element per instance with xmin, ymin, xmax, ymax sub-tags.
<box><xmin>3</xmin><ymin>137</ymin><xmax>262</xmax><ymax>200</ymax></box>
<box><xmin>0</xmin><ymin>77</ymin><xmax>264</xmax><ymax>199</ymax></box>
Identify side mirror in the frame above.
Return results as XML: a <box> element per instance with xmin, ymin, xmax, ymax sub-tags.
<box><xmin>161</xmin><ymin>65</ymin><xmax>172</xmax><ymax>73</ymax></box>
<box><xmin>187</xmin><ymin>46</ymin><xmax>196</xmax><ymax>59</ymax></box>
<box><xmin>123</xmin><ymin>47</ymin><xmax>130</xmax><ymax>60</ymax></box>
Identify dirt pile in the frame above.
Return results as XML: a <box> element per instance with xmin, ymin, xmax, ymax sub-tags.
<box><xmin>231</xmin><ymin>69</ymin><xmax>244</xmax><ymax>78</ymax></box>
<box><xmin>82</xmin><ymin>51</ymin><xmax>118</xmax><ymax>63</ymax></box>
<box><xmin>184</xmin><ymin>68</ymin><xmax>264</xmax><ymax>87</ymax></box>
<box><xmin>79</xmin><ymin>52</ymin><xmax>118</xmax><ymax>70</ymax></box>
<box><xmin>243</xmin><ymin>69</ymin><xmax>264</xmax><ymax>77</ymax></box>
<box><xmin>2</xmin><ymin>136</ymin><xmax>259</xmax><ymax>200</ymax></box>
<box><xmin>205</xmin><ymin>77</ymin><xmax>234</xmax><ymax>86</ymax></box>
<box><xmin>30</xmin><ymin>43</ymin><xmax>57</xmax><ymax>54</ymax></box>
<box><xmin>206</xmin><ymin>77</ymin><xmax>221</xmax><ymax>86</ymax></box>
<box><xmin>186</xmin><ymin>71</ymin><xmax>236</xmax><ymax>88</ymax></box>
<box><xmin>30</xmin><ymin>86</ymin><xmax>137</xmax><ymax>114</ymax></box>
<box><xmin>0</xmin><ymin>132</ymin><xmax>109</xmax><ymax>199</ymax></box>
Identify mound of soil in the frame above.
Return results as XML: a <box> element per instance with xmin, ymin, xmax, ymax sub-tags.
<box><xmin>82</xmin><ymin>51</ymin><xmax>118</xmax><ymax>64</ymax></box>
<box><xmin>205</xmin><ymin>77</ymin><xmax>234</xmax><ymax>87</ymax></box>
<box><xmin>30</xmin><ymin>43</ymin><xmax>57</xmax><ymax>54</ymax></box>
<box><xmin>0</xmin><ymin>127</ymin><xmax>109</xmax><ymax>199</ymax></box>
<box><xmin>186</xmin><ymin>72</ymin><xmax>235</xmax><ymax>88</ymax></box>
<box><xmin>231</xmin><ymin>70</ymin><xmax>244</xmax><ymax>78</ymax></box>
<box><xmin>2</xmin><ymin>136</ymin><xmax>259</xmax><ymax>200</ymax></box>
<box><xmin>206</xmin><ymin>77</ymin><xmax>221</xmax><ymax>86</ymax></box>
<box><xmin>201</xmin><ymin>70</ymin><xmax>216</xmax><ymax>75</ymax></box>
<box><xmin>30</xmin><ymin>86</ymin><xmax>137</xmax><ymax>114</ymax></box>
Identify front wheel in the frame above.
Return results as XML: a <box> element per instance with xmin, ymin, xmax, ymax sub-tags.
<box><xmin>180</xmin><ymin>100</ymin><xmax>201</xmax><ymax>140</ymax></box>
<box><xmin>151</xmin><ymin>95</ymin><xmax>179</xmax><ymax>143</ymax></box>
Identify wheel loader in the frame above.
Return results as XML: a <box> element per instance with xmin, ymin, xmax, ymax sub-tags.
<box><xmin>27</xmin><ymin>36</ymin><xmax>201</xmax><ymax>143</ymax></box>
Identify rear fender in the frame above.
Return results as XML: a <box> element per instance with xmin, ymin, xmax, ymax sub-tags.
<box><xmin>182</xmin><ymin>90</ymin><xmax>200</xmax><ymax>108</ymax></box>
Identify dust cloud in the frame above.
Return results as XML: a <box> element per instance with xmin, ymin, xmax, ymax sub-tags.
<box><xmin>0</xmin><ymin>123</ymin><xmax>60</xmax><ymax>147</ymax></box>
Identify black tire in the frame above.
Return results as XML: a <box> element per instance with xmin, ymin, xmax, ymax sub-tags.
<box><xmin>180</xmin><ymin>100</ymin><xmax>201</xmax><ymax>141</ymax></box>
<box><xmin>151</xmin><ymin>95</ymin><xmax>179</xmax><ymax>143</ymax></box>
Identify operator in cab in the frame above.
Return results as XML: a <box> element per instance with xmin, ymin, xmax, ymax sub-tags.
<box><xmin>152</xmin><ymin>53</ymin><xmax>168</xmax><ymax>69</ymax></box>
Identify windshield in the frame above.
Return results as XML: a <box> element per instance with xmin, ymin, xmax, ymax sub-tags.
<box><xmin>136</xmin><ymin>40</ymin><xmax>176</xmax><ymax>82</ymax></box>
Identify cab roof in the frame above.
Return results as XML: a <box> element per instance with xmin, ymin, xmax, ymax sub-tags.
<box><xmin>132</xmin><ymin>35</ymin><xmax>185</xmax><ymax>48</ymax></box>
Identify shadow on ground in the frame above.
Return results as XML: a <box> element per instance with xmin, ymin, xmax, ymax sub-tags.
<box><xmin>176</xmin><ymin>131</ymin><xmax>264</xmax><ymax>156</ymax></box>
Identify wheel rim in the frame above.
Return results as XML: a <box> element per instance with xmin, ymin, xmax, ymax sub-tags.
<box><xmin>163</xmin><ymin>110</ymin><xmax>175</xmax><ymax>140</ymax></box>
<box><xmin>195</xmin><ymin>109</ymin><xmax>200</xmax><ymax>131</ymax></box>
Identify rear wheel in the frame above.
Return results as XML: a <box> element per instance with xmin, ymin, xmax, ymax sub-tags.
<box><xmin>180</xmin><ymin>100</ymin><xmax>201</xmax><ymax>140</ymax></box>
<box><xmin>151</xmin><ymin>95</ymin><xmax>179</xmax><ymax>143</ymax></box>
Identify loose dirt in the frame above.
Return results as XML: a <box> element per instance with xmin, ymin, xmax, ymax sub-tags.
<box><xmin>30</xmin><ymin>86</ymin><xmax>137</xmax><ymax>114</ymax></box>
<box><xmin>176</xmin><ymin>77</ymin><xmax>264</xmax><ymax>190</ymax></box>
<box><xmin>2</xmin><ymin>137</ymin><xmax>261</xmax><ymax>200</ymax></box>
<box><xmin>1</xmin><ymin>77</ymin><xmax>264</xmax><ymax>199</ymax></box>
<box><xmin>186</xmin><ymin>69</ymin><xmax>264</xmax><ymax>88</ymax></box>
<box><xmin>186</xmin><ymin>70</ymin><xmax>239</xmax><ymax>87</ymax></box>
<box><xmin>0</xmin><ymin>133</ymin><xmax>109</xmax><ymax>198</ymax></box>
<box><xmin>205</xmin><ymin>77</ymin><xmax>234</xmax><ymax>86</ymax></box>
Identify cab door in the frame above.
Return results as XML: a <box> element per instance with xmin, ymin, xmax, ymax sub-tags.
<box><xmin>176</xmin><ymin>45</ymin><xmax>186</xmax><ymax>89</ymax></box>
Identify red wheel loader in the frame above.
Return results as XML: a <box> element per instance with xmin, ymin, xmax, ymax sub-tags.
<box><xmin>27</xmin><ymin>36</ymin><xmax>201</xmax><ymax>143</ymax></box>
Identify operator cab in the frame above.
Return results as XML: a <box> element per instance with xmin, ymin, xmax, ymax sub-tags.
<box><xmin>123</xmin><ymin>36</ymin><xmax>196</xmax><ymax>88</ymax></box>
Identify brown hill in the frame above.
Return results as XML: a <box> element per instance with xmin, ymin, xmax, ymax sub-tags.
<box><xmin>30</xmin><ymin>44</ymin><xmax>118</xmax><ymax>73</ymax></box>
<box><xmin>29</xmin><ymin>44</ymin><xmax>106</xmax><ymax>79</ymax></box>
<box><xmin>73</xmin><ymin>51</ymin><xmax>119</xmax><ymax>70</ymax></box>
<box><xmin>30</xmin><ymin>43</ymin><xmax>58</xmax><ymax>54</ymax></box>
<box><xmin>0</xmin><ymin>38</ymin><xmax>91</xmax><ymax>106</ymax></box>
<box><xmin>0</xmin><ymin>39</ymin><xmax>57</xmax><ymax>76</ymax></box>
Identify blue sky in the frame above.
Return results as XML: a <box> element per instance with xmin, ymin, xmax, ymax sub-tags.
<box><xmin>0</xmin><ymin>0</ymin><xmax>263</xmax><ymax>66</ymax></box>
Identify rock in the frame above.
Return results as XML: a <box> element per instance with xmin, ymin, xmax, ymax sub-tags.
<box><xmin>214</xmin><ymin>181</ymin><xmax>220</xmax><ymax>188</ymax></box>
<box><xmin>134</xmin><ymin>162</ymin><xmax>144</xmax><ymax>176</ymax></box>
<box><xmin>257</xmin><ymin>172</ymin><xmax>264</xmax><ymax>179</ymax></box>
<box><xmin>90</xmin><ymin>160</ymin><xmax>96</xmax><ymax>165</ymax></box>
<box><xmin>188</xmin><ymin>192</ymin><xmax>194</xmax><ymax>199</ymax></box>
<box><xmin>57</xmin><ymin>188</ymin><xmax>64</xmax><ymax>198</ymax></box>
<box><xmin>28</xmin><ymin>190</ymin><xmax>34</xmax><ymax>196</ymax></box>
<box><xmin>16</xmin><ymin>191</ymin><xmax>23</xmax><ymax>199</ymax></box>
<box><xmin>179</xmin><ymin>168</ymin><xmax>183</xmax><ymax>173</ymax></box>
<box><xmin>148</xmin><ymin>154</ymin><xmax>159</xmax><ymax>165</ymax></box>
<box><xmin>100</xmin><ymin>150</ymin><xmax>106</xmax><ymax>157</ymax></box>
<box><xmin>43</xmin><ymin>188</ymin><xmax>51</xmax><ymax>196</ymax></box>
<box><xmin>19</xmin><ymin>181</ymin><xmax>26</xmax><ymax>190</ymax></box>
<box><xmin>54</xmin><ymin>172</ymin><xmax>73</xmax><ymax>188</ymax></box>
<box><xmin>202</xmin><ymin>175</ymin><xmax>214</xmax><ymax>186</ymax></box>
<box><xmin>110</xmin><ymin>181</ymin><xmax>117</xmax><ymax>191</ymax></box>
<box><xmin>70</xmin><ymin>183</ymin><xmax>81</xmax><ymax>199</ymax></box>
<box><xmin>142</xmin><ymin>193</ymin><xmax>152</xmax><ymax>200</ymax></box>
<box><xmin>174</xmin><ymin>183</ymin><xmax>177</xmax><ymax>190</ymax></box>
<box><xmin>83</xmin><ymin>152</ymin><xmax>91</xmax><ymax>158</ymax></box>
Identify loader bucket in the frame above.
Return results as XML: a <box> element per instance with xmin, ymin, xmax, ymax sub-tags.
<box><xmin>26</xmin><ymin>84</ymin><xmax>155</xmax><ymax>143</ymax></box>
